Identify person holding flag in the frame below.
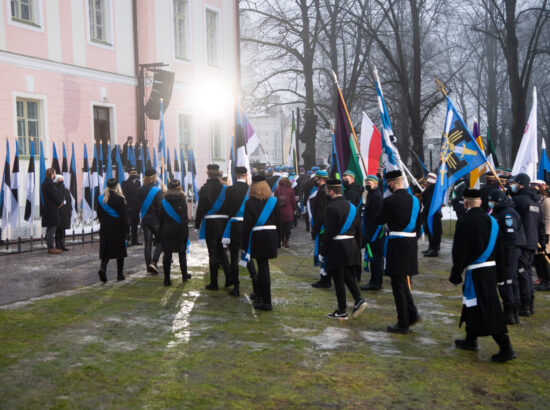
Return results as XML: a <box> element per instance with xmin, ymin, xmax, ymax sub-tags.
<box><xmin>138</xmin><ymin>169</ymin><xmax>163</xmax><ymax>274</ymax></box>
<box><xmin>41</xmin><ymin>168</ymin><xmax>63</xmax><ymax>254</ymax></box>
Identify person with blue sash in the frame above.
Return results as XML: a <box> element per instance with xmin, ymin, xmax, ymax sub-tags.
<box><xmin>195</xmin><ymin>164</ymin><xmax>231</xmax><ymax>290</ymax></box>
<box><xmin>220</xmin><ymin>166</ymin><xmax>257</xmax><ymax>297</ymax></box>
<box><xmin>319</xmin><ymin>179</ymin><xmax>367</xmax><ymax>319</ymax></box>
<box><xmin>121</xmin><ymin>169</ymin><xmax>142</xmax><ymax>246</ymax></box>
<box><xmin>300</xmin><ymin>169</ymin><xmax>316</xmax><ymax>232</ymax></box>
<box><xmin>450</xmin><ymin>189</ymin><xmax>516</xmax><ymax>363</ymax></box>
<box><xmin>421</xmin><ymin>173</ymin><xmax>442</xmax><ymax>257</ymax></box>
<box><xmin>310</xmin><ymin>170</ymin><xmax>331</xmax><ymax>288</ymax></box>
<box><xmin>375</xmin><ymin>170</ymin><xmax>421</xmax><ymax>334</ymax></box>
<box><xmin>267</xmin><ymin>166</ymin><xmax>282</xmax><ymax>191</ymax></box>
<box><xmin>138</xmin><ymin>169</ymin><xmax>163</xmax><ymax>274</ymax></box>
<box><xmin>361</xmin><ymin>175</ymin><xmax>385</xmax><ymax>291</ymax></box>
<box><xmin>159</xmin><ymin>179</ymin><xmax>190</xmax><ymax>286</ymax></box>
<box><xmin>241</xmin><ymin>175</ymin><xmax>281</xmax><ymax>311</ymax></box>
<box><xmin>96</xmin><ymin>178</ymin><xmax>129</xmax><ymax>283</ymax></box>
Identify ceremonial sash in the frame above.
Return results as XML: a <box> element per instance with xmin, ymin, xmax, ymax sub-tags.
<box><xmin>161</xmin><ymin>199</ymin><xmax>182</xmax><ymax>224</ymax></box>
<box><xmin>383</xmin><ymin>195</ymin><xmax>420</xmax><ymax>257</ymax></box>
<box><xmin>222</xmin><ymin>189</ymin><xmax>249</xmax><ymax>247</ymax></box>
<box><xmin>140</xmin><ymin>186</ymin><xmax>161</xmax><ymax>219</ymax></box>
<box><xmin>364</xmin><ymin>226</ymin><xmax>385</xmax><ymax>271</ymax></box>
<box><xmin>199</xmin><ymin>185</ymin><xmax>227</xmax><ymax>243</ymax></box>
<box><xmin>463</xmin><ymin>216</ymin><xmax>499</xmax><ymax>307</ymax></box>
<box><xmin>271</xmin><ymin>176</ymin><xmax>282</xmax><ymax>193</ymax></box>
<box><xmin>98</xmin><ymin>195</ymin><xmax>120</xmax><ymax>218</ymax></box>
<box><xmin>307</xmin><ymin>186</ymin><xmax>318</xmax><ymax>226</ymax></box>
<box><xmin>314</xmin><ymin>202</ymin><xmax>356</xmax><ymax>266</ymax></box>
<box><xmin>241</xmin><ymin>196</ymin><xmax>277</xmax><ymax>264</ymax></box>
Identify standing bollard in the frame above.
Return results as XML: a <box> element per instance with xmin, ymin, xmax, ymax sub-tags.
<box><xmin>81</xmin><ymin>229</ymin><xmax>85</xmax><ymax>245</ymax></box>
<box><xmin>91</xmin><ymin>227</ymin><xmax>94</xmax><ymax>243</ymax></box>
<box><xmin>40</xmin><ymin>234</ymin><xmax>43</xmax><ymax>247</ymax></box>
<box><xmin>72</xmin><ymin>229</ymin><xmax>75</xmax><ymax>243</ymax></box>
<box><xmin>17</xmin><ymin>237</ymin><xmax>21</xmax><ymax>253</ymax></box>
<box><xmin>30</xmin><ymin>235</ymin><xmax>33</xmax><ymax>252</ymax></box>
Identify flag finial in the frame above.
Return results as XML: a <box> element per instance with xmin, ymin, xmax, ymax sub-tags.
<box><xmin>435</xmin><ymin>78</ymin><xmax>447</xmax><ymax>97</ymax></box>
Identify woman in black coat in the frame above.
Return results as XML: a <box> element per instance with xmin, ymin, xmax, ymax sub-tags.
<box><xmin>55</xmin><ymin>176</ymin><xmax>72</xmax><ymax>251</ymax></box>
<box><xmin>96</xmin><ymin>178</ymin><xmax>130</xmax><ymax>282</ymax></box>
<box><xmin>241</xmin><ymin>175</ymin><xmax>281</xmax><ymax>311</ymax></box>
<box><xmin>159</xmin><ymin>179</ymin><xmax>190</xmax><ymax>286</ymax></box>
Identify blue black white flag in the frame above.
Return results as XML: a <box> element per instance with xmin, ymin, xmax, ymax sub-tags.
<box><xmin>24</xmin><ymin>140</ymin><xmax>35</xmax><ymax>222</ymax></box>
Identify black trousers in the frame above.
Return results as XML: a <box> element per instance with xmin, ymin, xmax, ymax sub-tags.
<box><xmin>331</xmin><ymin>267</ymin><xmax>361</xmax><ymax>313</ymax></box>
<box><xmin>499</xmin><ymin>247</ymin><xmax>520</xmax><ymax>308</ymax></box>
<box><xmin>163</xmin><ymin>251</ymin><xmax>187</xmax><ymax>278</ymax></box>
<box><xmin>127</xmin><ymin>211</ymin><xmax>139</xmax><ymax>243</ymax></box>
<box><xmin>45</xmin><ymin>226</ymin><xmax>56</xmax><ymax>249</ymax></box>
<box><xmin>100</xmin><ymin>257</ymin><xmax>124</xmax><ymax>277</ymax></box>
<box><xmin>55</xmin><ymin>226</ymin><xmax>66</xmax><ymax>249</ymax></box>
<box><xmin>518</xmin><ymin>249</ymin><xmax>535</xmax><ymax>305</ymax></box>
<box><xmin>206</xmin><ymin>238</ymin><xmax>229</xmax><ymax>286</ymax></box>
<box><xmin>422</xmin><ymin>211</ymin><xmax>442</xmax><ymax>251</ymax></box>
<box><xmin>142</xmin><ymin>223</ymin><xmax>162</xmax><ymax>267</ymax></box>
<box><xmin>281</xmin><ymin>221</ymin><xmax>293</xmax><ymax>243</ymax></box>
<box><xmin>229</xmin><ymin>242</ymin><xmax>257</xmax><ymax>288</ymax></box>
<box><xmin>466</xmin><ymin>332</ymin><xmax>512</xmax><ymax>350</ymax></box>
<box><xmin>303</xmin><ymin>212</ymin><xmax>310</xmax><ymax>231</ymax></box>
<box><xmin>534</xmin><ymin>253</ymin><xmax>549</xmax><ymax>281</ymax></box>
<box><xmin>367</xmin><ymin>238</ymin><xmax>384</xmax><ymax>286</ymax></box>
<box><xmin>256</xmin><ymin>258</ymin><xmax>271</xmax><ymax>304</ymax></box>
<box><xmin>391</xmin><ymin>276</ymin><xmax>419</xmax><ymax>328</ymax></box>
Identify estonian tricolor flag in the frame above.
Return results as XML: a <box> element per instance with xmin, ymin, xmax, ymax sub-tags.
<box><xmin>24</xmin><ymin>141</ymin><xmax>36</xmax><ymax>221</ymax></box>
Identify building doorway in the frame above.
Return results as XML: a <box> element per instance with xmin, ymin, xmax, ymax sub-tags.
<box><xmin>93</xmin><ymin>106</ymin><xmax>111</xmax><ymax>163</ymax></box>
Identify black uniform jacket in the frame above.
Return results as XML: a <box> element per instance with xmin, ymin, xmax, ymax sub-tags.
<box><xmin>311</xmin><ymin>185</ymin><xmax>329</xmax><ymax>237</ymax></box>
<box><xmin>363</xmin><ymin>186</ymin><xmax>383</xmax><ymax>244</ymax></box>
<box><xmin>301</xmin><ymin>177</ymin><xmax>316</xmax><ymax>206</ymax></box>
<box><xmin>138</xmin><ymin>183</ymin><xmax>163</xmax><ymax>226</ymax></box>
<box><xmin>97</xmin><ymin>193</ymin><xmax>129</xmax><ymax>259</ymax></box>
<box><xmin>267</xmin><ymin>175</ymin><xmax>281</xmax><ymax>191</ymax></box>
<box><xmin>376</xmin><ymin>189</ymin><xmax>421</xmax><ymax>277</ymax></box>
<box><xmin>241</xmin><ymin>196</ymin><xmax>281</xmax><ymax>260</ymax></box>
<box><xmin>511</xmin><ymin>188</ymin><xmax>545</xmax><ymax>250</ymax></box>
<box><xmin>41</xmin><ymin>178</ymin><xmax>62</xmax><ymax>227</ymax></box>
<box><xmin>219</xmin><ymin>180</ymin><xmax>249</xmax><ymax>246</ymax></box>
<box><xmin>121</xmin><ymin>176</ymin><xmax>141</xmax><ymax>218</ymax></box>
<box><xmin>450</xmin><ymin>207</ymin><xmax>506</xmax><ymax>336</ymax></box>
<box><xmin>421</xmin><ymin>184</ymin><xmax>439</xmax><ymax>217</ymax></box>
<box><xmin>320</xmin><ymin>196</ymin><xmax>361</xmax><ymax>270</ymax></box>
<box><xmin>56</xmin><ymin>184</ymin><xmax>72</xmax><ymax>229</ymax></box>
<box><xmin>343</xmin><ymin>182</ymin><xmax>364</xmax><ymax>207</ymax></box>
<box><xmin>492</xmin><ymin>199</ymin><xmax>526</xmax><ymax>248</ymax></box>
<box><xmin>159</xmin><ymin>193</ymin><xmax>189</xmax><ymax>253</ymax></box>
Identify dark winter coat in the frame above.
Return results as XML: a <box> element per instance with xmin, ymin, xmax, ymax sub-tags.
<box><xmin>274</xmin><ymin>184</ymin><xmax>297</xmax><ymax>222</ymax></box>
<box><xmin>480</xmin><ymin>181</ymin><xmax>501</xmax><ymax>212</ymax></box>
<box><xmin>41</xmin><ymin>177</ymin><xmax>62</xmax><ymax>227</ymax></box>
<box><xmin>159</xmin><ymin>193</ymin><xmax>189</xmax><ymax>253</ymax></box>
<box><xmin>301</xmin><ymin>177</ymin><xmax>316</xmax><ymax>204</ymax></box>
<box><xmin>492</xmin><ymin>199</ymin><xmax>526</xmax><ymax>248</ymax></box>
<box><xmin>343</xmin><ymin>182</ymin><xmax>364</xmax><ymax>207</ymax></box>
<box><xmin>195</xmin><ymin>178</ymin><xmax>228</xmax><ymax>242</ymax></box>
<box><xmin>96</xmin><ymin>192</ymin><xmax>129</xmax><ymax>259</ymax></box>
<box><xmin>375</xmin><ymin>189</ymin><xmax>421</xmax><ymax>277</ymax></box>
<box><xmin>138</xmin><ymin>183</ymin><xmax>163</xmax><ymax>227</ymax></box>
<box><xmin>121</xmin><ymin>175</ymin><xmax>141</xmax><ymax>218</ymax></box>
<box><xmin>363</xmin><ymin>186</ymin><xmax>383</xmax><ymax>243</ymax></box>
<box><xmin>56</xmin><ymin>183</ymin><xmax>72</xmax><ymax>230</ymax></box>
<box><xmin>421</xmin><ymin>184</ymin><xmax>440</xmax><ymax>217</ymax></box>
<box><xmin>449</xmin><ymin>207</ymin><xmax>507</xmax><ymax>336</ymax></box>
<box><xmin>512</xmin><ymin>187</ymin><xmax>545</xmax><ymax>250</ymax></box>
<box><xmin>219</xmin><ymin>180</ymin><xmax>249</xmax><ymax>246</ymax></box>
<box><xmin>320</xmin><ymin>196</ymin><xmax>362</xmax><ymax>270</ymax></box>
<box><xmin>311</xmin><ymin>184</ymin><xmax>329</xmax><ymax>237</ymax></box>
<box><xmin>267</xmin><ymin>175</ymin><xmax>281</xmax><ymax>191</ymax></box>
<box><xmin>241</xmin><ymin>196</ymin><xmax>281</xmax><ymax>260</ymax></box>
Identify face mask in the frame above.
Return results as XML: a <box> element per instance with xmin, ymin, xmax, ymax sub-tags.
<box><xmin>365</xmin><ymin>185</ymin><xmax>373</xmax><ymax>192</ymax></box>
<box><xmin>57</xmin><ymin>181</ymin><xmax>64</xmax><ymax>186</ymax></box>
<box><xmin>510</xmin><ymin>185</ymin><xmax>518</xmax><ymax>193</ymax></box>
<box><xmin>488</xmin><ymin>201</ymin><xmax>495</xmax><ymax>209</ymax></box>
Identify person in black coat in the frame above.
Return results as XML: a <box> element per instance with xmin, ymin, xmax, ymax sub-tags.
<box><xmin>488</xmin><ymin>189</ymin><xmax>525</xmax><ymax>325</ymax></box>
<box><xmin>301</xmin><ymin>172</ymin><xmax>316</xmax><ymax>232</ymax></box>
<box><xmin>54</xmin><ymin>176</ymin><xmax>72</xmax><ymax>251</ymax></box>
<box><xmin>159</xmin><ymin>179</ymin><xmax>190</xmax><ymax>286</ymax></box>
<box><xmin>310</xmin><ymin>170</ymin><xmax>331</xmax><ymax>288</ymax></box>
<box><xmin>122</xmin><ymin>136</ymin><xmax>134</xmax><ymax>169</ymax></box>
<box><xmin>509</xmin><ymin>173</ymin><xmax>547</xmax><ymax>316</ymax></box>
<box><xmin>421</xmin><ymin>173</ymin><xmax>442</xmax><ymax>257</ymax></box>
<box><xmin>375</xmin><ymin>170</ymin><xmax>422</xmax><ymax>334</ymax></box>
<box><xmin>138</xmin><ymin>169</ymin><xmax>163</xmax><ymax>274</ymax></box>
<box><xmin>41</xmin><ymin>168</ymin><xmax>63</xmax><ymax>254</ymax></box>
<box><xmin>449</xmin><ymin>189</ymin><xmax>516</xmax><ymax>362</ymax></box>
<box><xmin>121</xmin><ymin>169</ymin><xmax>142</xmax><ymax>245</ymax></box>
<box><xmin>480</xmin><ymin>174</ymin><xmax>500</xmax><ymax>212</ymax></box>
<box><xmin>195</xmin><ymin>164</ymin><xmax>230</xmax><ymax>290</ymax></box>
<box><xmin>342</xmin><ymin>170</ymin><xmax>364</xmax><ymax>207</ymax></box>
<box><xmin>319</xmin><ymin>180</ymin><xmax>367</xmax><ymax>320</ymax></box>
<box><xmin>361</xmin><ymin>175</ymin><xmax>385</xmax><ymax>290</ymax></box>
<box><xmin>241</xmin><ymin>175</ymin><xmax>281</xmax><ymax>311</ymax></box>
<box><xmin>96</xmin><ymin>178</ymin><xmax>130</xmax><ymax>282</ymax></box>
<box><xmin>219</xmin><ymin>166</ymin><xmax>257</xmax><ymax>297</ymax></box>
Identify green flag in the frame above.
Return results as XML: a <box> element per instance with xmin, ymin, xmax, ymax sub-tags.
<box><xmin>486</xmin><ymin>127</ymin><xmax>500</xmax><ymax>168</ymax></box>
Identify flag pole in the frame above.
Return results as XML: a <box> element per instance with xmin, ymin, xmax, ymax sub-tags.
<box><xmin>258</xmin><ymin>142</ymin><xmax>272</xmax><ymax>167</ymax></box>
<box><xmin>331</xmin><ymin>70</ymin><xmax>368</xmax><ymax>178</ymax></box>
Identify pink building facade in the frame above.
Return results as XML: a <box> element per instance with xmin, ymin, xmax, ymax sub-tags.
<box><xmin>0</xmin><ymin>0</ymin><xmax>240</xmax><ymax>230</ymax></box>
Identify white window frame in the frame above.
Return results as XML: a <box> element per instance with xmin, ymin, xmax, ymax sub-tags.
<box><xmin>178</xmin><ymin>112</ymin><xmax>196</xmax><ymax>153</ymax></box>
<box><xmin>90</xmin><ymin>101</ymin><xmax>117</xmax><ymax>147</ymax></box>
<box><xmin>7</xmin><ymin>0</ymin><xmax>44</xmax><ymax>32</ymax></box>
<box><xmin>12</xmin><ymin>91</ymin><xmax>48</xmax><ymax>159</ymax></box>
<box><xmin>172</xmin><ymin>0</ymin><xmax>192</xmax><ymax>62</ymax></box>
<box><xmin>204</xmin><ymin>6</ymin><xmax>222</xmax><ymax>69</ymax></box>
<box><xmin>209</xmin><ymin>118</ymin><xmax>225</xmax><ymax>162</ymax></box>
<box><xmin>85</xmin><ymin>0</ymin><xmax>114</xmax><ymax>49</ymax></box>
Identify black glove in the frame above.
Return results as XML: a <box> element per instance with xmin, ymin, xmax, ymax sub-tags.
<box><xmin>449</xmin><ymin>266</ymin><xmax>462</xmax><ymax>285</ymax></box>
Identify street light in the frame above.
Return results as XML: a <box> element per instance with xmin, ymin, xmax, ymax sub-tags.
<box><xmin>427</xmin><ymin>143</ymin><xmax>434</xmax><ymax>171</ymax></box>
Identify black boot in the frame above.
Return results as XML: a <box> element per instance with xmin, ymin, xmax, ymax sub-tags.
<box><xmin>514</xmin><ymin>307</ymin><xmax>520</xmax><ymax>324</ymax></box>
<box><xmin>98</xmin><ymin>269</ymin><xmax>107</xmax><ymax>283</ymax></box>
<box><xmin>228</xmin><ymin>285</ymin><xmax>240</xmax><ymax>296</ymax></box>
<box><xmin>455</xmin><ymin>335</ymin><xmax>478</xmax><ymax>351</ymax></box>
<box><xmin>491</xmin><ymin>334</ymin><xmax>516</xmax><ymax>363</ymax></box>
<box><xmin>503</xmin><ymin>306</ymin><xmax>516</xmax><ymax>325</ymax></box>
<box><xmin>311</xmin><ymin>275</ymin><xmax>331</xmax><ymax>288</ymax></box>
<box><xmin>518</xmin><ymin>303</ymin><xmax>531</xmax><ymax>317</ymax></box>
<box><xmin>163</xmin><ymin>264</ymin><xmax>171</xmax><ymax>286</ymax></box>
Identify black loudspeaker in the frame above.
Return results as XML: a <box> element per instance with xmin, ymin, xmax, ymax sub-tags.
<box><xmin>144</xmin><ymin>69</ymin><xmax>175</xmax><ymax>120</ymax></box>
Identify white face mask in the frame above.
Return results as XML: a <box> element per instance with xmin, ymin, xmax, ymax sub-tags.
<box><xmin>488</xmin><ymin>201</ymin><xmax>495</xmax><ymax>209</ymax></box>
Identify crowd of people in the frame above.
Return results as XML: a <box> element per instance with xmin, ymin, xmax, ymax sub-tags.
<box><xmin>39</xmin><ymin>157</ymin><xmax>550</xmax><ymax>363</ymax></box>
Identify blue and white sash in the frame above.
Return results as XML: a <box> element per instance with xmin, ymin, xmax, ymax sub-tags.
<box><xmin>271</xmin><ymin>176</ymin><xmax>282</xmax><ymax>193</ymax></box>
<box><xmin>222</xmin><ymin>190</ymin><xmax>249</xmax><ymax>247</ymax></box>
<box><xmin>314</xmin><ymin>202</ymin><xmax>356</xmax><ymax>266</ymax></box>
<box><xmin>241</xmin><ymin>196</ymin><xmax>277</xmax><ymax>265</ymax></box>
<box><xmin>162</xmin><ymin>199</ymin><xmax>182</xmax><ymax>224</ymax></box>
<box><xmin>140</xmin><ymin>186</ymin><xmax>161</xmax><ymax>219</ymax></box>
<box><xmin>307</xmin><ymin>186</ymin><xmax>318</xmax><ymax>226</ymax></box>
<box><xmin>98</xmin><ymin>194</ymin><xmax>120</xmax><ymax>218</ymax></box>
<box><xmin>199</xmin><ymin>185</ymin><xmax>227</xmax><ymax>244</ymax></box>
<box><xmin>383</xmin><ymin>195</ymin><xmax>420</xmax><ymax>257</ymax></box>
<box><xmin>463</xmin><ymin>216</ymin><xmax>499</xmax><ymax>307</ymax></box>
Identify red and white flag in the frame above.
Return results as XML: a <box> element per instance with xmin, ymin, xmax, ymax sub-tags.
<box><xmin>360</xmin><ymin>112</ymin><xmax>382</xmax><ymax>176</ymax></box>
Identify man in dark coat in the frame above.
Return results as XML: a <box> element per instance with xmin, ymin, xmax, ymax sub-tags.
<box><xmin>480</xmin><ymin>174</ymin><xmax>501</xmax><ymax>213</ymax></box>
<box><xmin>219</xmin><ymin>166</ymin><xmax>257</xmax><ymax>297</ymax></box>
<box><xmin>342</xmin><ymin>170</ymin><xmax>364</xmax><ymax>207</ymax></box>
<box><xmin>310</xmin><ymin>170</ymin><xmax>331</xmax><ymax>288</ymax></box>
<box><xmin>509</xmin><ymin>173</ymin><xmax>546</xmax><ymax>316</ymax></box>
<box><xmin>122</xmin><ymin>136</ymin><xmax>134</xmax><ymax>169</ymax></box>
<box><xmin>195</xmin><ymin>164</ymin><xmax>230</xmax><ymax>290</ymax></box>
<box><xmin>421</xmin><ymin>173</ymin><xmax>441</xmax><ymax>257</ymax></box>
<box><xmin>121</xmin><ymin>169</ymin><xmax>142</xmax><ymax>246</ymax></box>
<box><xmin>41</xmin><ymin>168</ymin><xmax>63</xmax><ymax>254</ymax></box>
<box><xmin>361</xmin><ymin>175</ymin><xmax>385</xmax><ymax>290</ymax></box>
<box><xmin>319</xmin><ymin>179</ymin><xmax>367</xmax><ymax>320</ymax></box>
<box><xmin>449</xmin><ymin>189</ymin><xmax>516</xmax><ymax>362</ymax></box>
<box><xmin>376</xmin><ymin>170</ymin><xmax>421</xmax><ymax>334</ymax></box>
<box><xmin>138</xmin><ymin>168</ymin><xmax>163</xmax><ymax>274</ymax></box>
<box><xmin>301</xmin><ymin>171</ymin><xmax>317</xmax><ymax>232</ymax></box>
<box><xmin>488</xmin><ymin>189</ymin><xmax>525</xmax><ymax>325</ymax></box>
<box><xmin>159</xmin><ymin>179</ymin><xmax>190</xmax><ymax>286</ymax></box>
<box><xmin>54</xmin><ymin>176</ymin><xmax>72</xmax><ymax>251</ymax></box>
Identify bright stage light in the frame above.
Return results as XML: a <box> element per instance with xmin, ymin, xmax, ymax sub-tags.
<box><xmin>193</xmin><ymin>78</ymin><xmax>236</xmax><ymax>118</ymax></box>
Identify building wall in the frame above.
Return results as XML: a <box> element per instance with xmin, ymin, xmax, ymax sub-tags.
<box><xmin>249</xmin><ymin>106</ymin><xmax>286</xmax><ymax>166</ymax></box>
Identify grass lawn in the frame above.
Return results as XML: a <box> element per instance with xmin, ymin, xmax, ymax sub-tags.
<box><xmin>1</xmin><ymin>230</ymin><xmax>549</xmax><ymax>409</ymax></box>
